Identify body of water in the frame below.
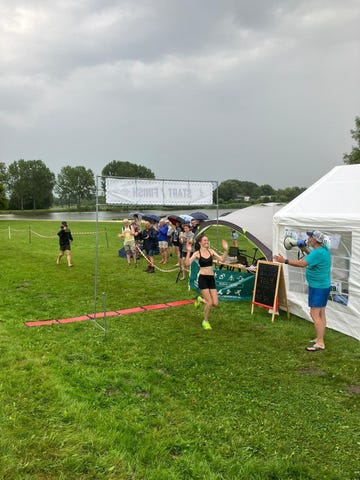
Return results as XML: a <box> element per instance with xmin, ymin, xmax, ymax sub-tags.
<box><xmin>0</xmin><ymin>208</ymin><xmax>234</xmax><ymax>222</ymax></box>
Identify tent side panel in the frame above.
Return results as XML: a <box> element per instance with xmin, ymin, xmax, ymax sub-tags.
<box><xmin>273</xmin><ymin>221</ymin><xmax>360</xmax><ymax>341</ymax></box>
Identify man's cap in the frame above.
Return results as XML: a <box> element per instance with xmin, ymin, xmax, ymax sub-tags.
<box><xmin>306</xmin><ymin>230</ymin><xmax>324</xmax><ymax>243</ymax></box>
<box><xmin>61</xmin><ymin>221</ymin><xmax>68</xmax><ymax>226</ymax></box>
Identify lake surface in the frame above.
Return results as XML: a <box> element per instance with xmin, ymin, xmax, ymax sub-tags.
<box><xmin>0</xmin><ymin>208</ymin><xmax>234</xmax><ymax>222</ymax></box>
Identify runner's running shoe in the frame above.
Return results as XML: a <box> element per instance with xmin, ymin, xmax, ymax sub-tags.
<box><xmin>202</xmin><ymin>320</ymin><xmax>212</xmax><ymax>330</ymax></box>
<box><xmin>194</xmin><ymin>296</ymin><xmax>202</xmax><ymax>308</ymax></box>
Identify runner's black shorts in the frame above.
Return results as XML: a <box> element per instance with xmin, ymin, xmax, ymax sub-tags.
<box><xmin>198</xmin><ymin>274</ymin><xmax>216</xmax><ymax>290</ymax></box>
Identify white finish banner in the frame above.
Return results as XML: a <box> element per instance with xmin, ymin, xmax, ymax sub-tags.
<box><xmin>105</xmin><ymin>178</ymin><xmax>214</xmax><ymax>206</ymax></box>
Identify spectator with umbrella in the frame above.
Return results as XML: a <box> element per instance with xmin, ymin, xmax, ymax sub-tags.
<box><xmin>138</xmin><ymin>220</ymin><xmax>158</xmax><ymax>273</ymax></box>
<box><xmin>190</xmin><ymin>218</ymin><xmax>200</xmax><ymax>234</ymax></box>
<box><xmin>190</xmin><ymin>212</ymin><xmax>209</xmax><ymax>221</ymax></box>
<box><xmin>190</xmin><ymin>211</ymin><xmax>208</xmax><ymax>233</ymax></box>
<box><xmin>142</xmin><ymin>214</ymin><xmax>161</xmax><ymax>226</ymax></box>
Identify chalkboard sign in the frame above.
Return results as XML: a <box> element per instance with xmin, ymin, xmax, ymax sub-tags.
<box><xmin>252</xmin><ymin>261</ymin><xmax>280</xmax><ymax>308</ymax></box>
<box><xmin>251</xmin><ymin>261</ymin><xmax>289</xmax><ymax>322</ymax></box>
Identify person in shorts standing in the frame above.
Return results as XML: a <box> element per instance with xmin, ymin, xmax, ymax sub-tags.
<box><xmin>179</xmin><ymin>223</ymin><xmax>195</xmax><ymax>281</ymax></box>
<box><xmin>274</xmin><ymin>230</ymin><xmax>331</xmax><ymax>351</ymax></box>
<box><xmin>157</xmin><ymin>219</ymin><xmax>169</xmax><ymax>264</ymax></box>
<box><xmin>56</xmin><ymin>221</ymin><xmax>74</xmax><ymax>267</ymax></box>
<box><xmin>231</xmin><ymin>230</ymin><xmax>239</xmax><ymax>248</ymax></box>
<box><xmin>118</xmin><ymin>219</ymin><xmax>137</xmax><ymax>267</ymax></box>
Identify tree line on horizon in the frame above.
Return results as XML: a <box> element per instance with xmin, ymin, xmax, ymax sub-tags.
<box><xmin>0</xmin><ymin>160</ymin><xmax>305</xmax><ymax>210</ymax></box>
<box><xmin>1</xmin><ymin>116</ymin><xmax>359</xmax><ymax>211</ymax></box>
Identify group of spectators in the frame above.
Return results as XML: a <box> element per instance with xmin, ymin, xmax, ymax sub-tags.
<box><xmin>118</xmin><ymin>214</ymin><xmax>201</xmax><ymax>276</ymax></box>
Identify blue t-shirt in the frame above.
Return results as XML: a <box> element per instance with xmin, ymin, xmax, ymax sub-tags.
<box><xmin>305</xmin><ymin>244</ymin><xmax>331</xmax><ymax>288</ymax></box>
<box><xmin>157</xmin><ymin>224</ymin><xmax>169</xmax><ymax>242</ymax></box>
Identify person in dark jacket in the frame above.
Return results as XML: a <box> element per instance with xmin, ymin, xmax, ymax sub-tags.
<box><xmin>56</xmin><ymin>221</ymin><xmax>74</xmax><ymax>267</ymax></box>
<box><xmin>138</xmin><ymin>220</ymin><xmax>158</xmax><ymax>273</ymax></box>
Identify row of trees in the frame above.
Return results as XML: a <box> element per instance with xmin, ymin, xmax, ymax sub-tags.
<box><xmin>0</xmin><ymin>160</ymin><xmax>154</xmax><ymax>210</ymax></box>
<box><xmin>0</xmin><ymin>161</ymin><xmax>94</xmax><ymax>210</ymax></box>
<box><xmin>1</xmin><ymin>116</ymin><xmax>359</xmax><ymax>210</ymax></box>
<box><xmin>0</xmin><ymin>159</ymin><xmax>307</xmax><ymax>209</ymax></box>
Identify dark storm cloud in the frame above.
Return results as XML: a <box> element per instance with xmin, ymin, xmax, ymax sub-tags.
<box><xmin>1</xmin><ymin>0</ymin><xmax>359</xmax><ymax>188</ymax></box>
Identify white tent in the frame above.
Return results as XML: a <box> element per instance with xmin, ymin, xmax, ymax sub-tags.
<box><xmin>273</xmin><ymin>165</ymin><xmax>360</xmax><ymax>341</ymax></box>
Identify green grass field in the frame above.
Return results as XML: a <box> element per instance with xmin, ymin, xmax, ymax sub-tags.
<box><xmin>0</xmin><ymin>219</ymin><xmax>359</xmax><ymax>479</ymax></box>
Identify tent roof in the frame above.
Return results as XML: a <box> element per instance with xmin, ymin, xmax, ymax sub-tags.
<box><xmin>201</xmin><ymin>203</ymin><xmax>284</xmax><ymax>259</ymax></box>
<box><xmin>274</xmin><ymin>165</ymin><xmax>360</xmax><ymax>226</ymax></box>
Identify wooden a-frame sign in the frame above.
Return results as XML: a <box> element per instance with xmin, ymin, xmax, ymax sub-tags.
<box><xmin>251</xmin><ymin>260</ymin><xmax>289</xmax><ymax>322</ymax></box>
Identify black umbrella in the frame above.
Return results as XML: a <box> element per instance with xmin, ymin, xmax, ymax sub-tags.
<box><xmin>168</xmin><ymin>214</ymin><xmax>194</xmax><ymax>225</ymax></box>
<box><xmin>142</xmin><ymin>214</ymin><xmax>161</xmax><ymax>223</ymax></box>
<box><xmin>129</xmin><ymin>211</ymin><xmax>144</xmax><ymax>218</ymax></box>
<box><xmin>190</xmin><ymin>212</ymin><xmax>209</xmax><ymax>221</ymax></box>
<box><xmin>167</xmin><ymin>214</ymin><xmax>183</xmax><ymax>225</ymax></box>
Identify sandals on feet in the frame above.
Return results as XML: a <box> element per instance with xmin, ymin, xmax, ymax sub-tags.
<box><xmin>306</xmin><ymin>344</ymin><xmax>325</xmax><ymax>352</ymax></box>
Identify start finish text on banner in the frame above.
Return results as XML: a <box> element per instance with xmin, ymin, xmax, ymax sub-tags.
<box><xmin>105</xmin><ymin>178</ymin><xmax>214</xmax><ymax>206</ymax></box>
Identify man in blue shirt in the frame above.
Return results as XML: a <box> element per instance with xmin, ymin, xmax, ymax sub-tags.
<box><xmin>157</xmin><ymin>219</ymin><xmax>169</xmax><ymax>265</ymax></box>
<box><xmin>274</xmin><ymin>230</ymin><xmax>331</xmax><ymax>352</ymax></box>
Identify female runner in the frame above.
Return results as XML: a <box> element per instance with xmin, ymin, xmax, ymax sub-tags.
<box><xmin>185</xmin><ymin>235</ymin><xmax>228</xmax><ymax>330</ymax></box>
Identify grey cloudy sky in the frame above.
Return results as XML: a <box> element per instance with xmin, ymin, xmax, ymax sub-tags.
<box><xmin>1</xmin><ymin>0</ymin><xmax>359</xmax><ymax>189</ymax></box>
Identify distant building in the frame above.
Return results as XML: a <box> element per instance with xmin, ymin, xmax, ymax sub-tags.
<box><xmin>235</xmin><ymin>195</ymin><xmax>251</xmax><ymax>202</ymax></box>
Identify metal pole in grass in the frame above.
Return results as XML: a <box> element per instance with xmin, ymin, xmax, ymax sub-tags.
<box><xmin>215</xmin><ymin>180</ymin><xmax>219</xmax><ymax>225</ymax></box>
<box><xmin>93</xmin><ymin>176</ymin><xmax>99</xmax><ymax>323</ymax></box>
<box><xmin>104</xmin><ymin>227</ymin><xmax>109</xmax><ymax>248</ymax></box>
<box><xmin>8</xmin><ymin>226</ymin><xmax>11</xmax><ymax>240</ymax></box>
<box><xmin>102</xmin><ymin>291</ymin><xmax>108</xmax><ymax>331</ymax></box>
<box><xmin>213</xmin><ymin>180</ymin><xmax>220</xmax><ymax>248</ymax></box>
<box><xmin>92</xmin><ymin>175</ymin><xmax>106</xmax><ymax>332</ymax></box>
<box><xmin>28</xmin><ymin>225</ymin><xmax>31</xmax><ymax>243</ymax></box>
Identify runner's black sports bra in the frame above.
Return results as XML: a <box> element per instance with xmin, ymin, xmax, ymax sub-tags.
<box><xmin>199</xmin><ymin>252</ymin><xmax>213</xmax><ymax>267</ymax></box>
